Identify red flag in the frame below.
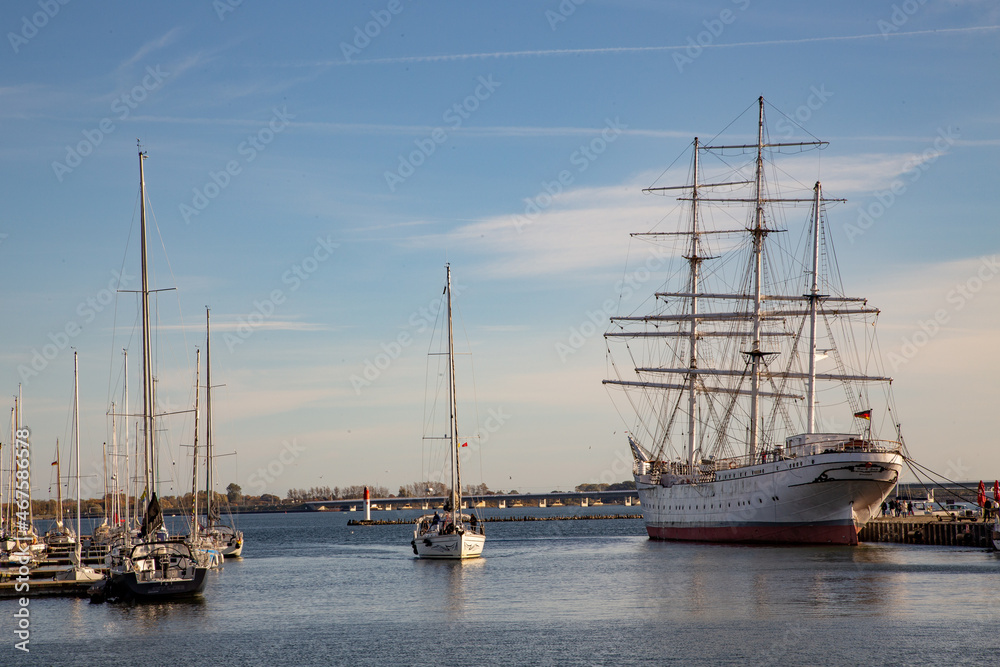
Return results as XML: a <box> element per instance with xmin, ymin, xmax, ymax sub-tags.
<box><xmin>977</xmin><ymin>480</ymin><xmax>987</xmax><ymax>507</ymax></box>
<box><xmin>994</xmin><ymin>480</ymin><xmax>999</xmax><ymax>503</ymax></box>
<box><xmin>461</xmin><ymin>442</ymin><xmax>468</xmax><ymax>447</ymax></box>
<box><xmin>853</xmin><ymin>409</ymin><xmax>871</xmax><ymax>420</ymax></box>
<box><xmin>51</xmin><ymin>460</ymin><xmax>58</xmax><ymax>466</ymax></box>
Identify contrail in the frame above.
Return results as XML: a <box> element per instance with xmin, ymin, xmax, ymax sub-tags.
<box><xmin>309</xmin><ymin>24</ymin><xmax>1000</xmax><ymax>67</ymax></box>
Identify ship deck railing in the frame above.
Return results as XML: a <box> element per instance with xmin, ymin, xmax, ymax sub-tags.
<box><xmin>636</xmin><ymin>438</ymin><xmax>902</xmax><ymax>483</ymax></box>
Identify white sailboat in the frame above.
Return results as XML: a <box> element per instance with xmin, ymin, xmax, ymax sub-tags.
<box><xmin>411</xmin><ymin>265</ymin><xmax>485</xmax><ymax>559</ymax></box>
<box><xmin>54</xmin><ymin>352</ymin><xmax>102</xmax><ymax>583</ymax></box>
<box><xmin>201</xmin><ymin>308</ymin><xmax>243</xmax><ymax>558</ymax></box>
<box><xmin>43</xmin><ymin>442</ymin><xmax>76</xmax><ymax>551</ymax></box>
<box><xmin>604</xmin><ymin>98</ymin><xmax>903</xmax><ymax>545</ymax></box>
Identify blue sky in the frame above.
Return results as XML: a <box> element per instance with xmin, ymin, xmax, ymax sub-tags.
<box><xmin>2</xmin><ymin>1</ymin><xmax>999</xmax><ymax>500</ymax></box>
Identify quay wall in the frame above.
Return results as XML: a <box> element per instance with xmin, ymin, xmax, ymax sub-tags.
<box><xmin>860</xmin><ymin>518</ymin><xmax>994</xmax><ymax>548</ymax></box>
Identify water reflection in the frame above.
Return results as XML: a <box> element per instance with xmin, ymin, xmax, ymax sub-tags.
<box><xmin>635</xmin><ymin>542</ymin><xmax>912</xmax><ymax>620</ymax></box>
<box><xmin>413</xmin><ymin>557</ymin><xmax>485</xmax><ymax>619</ymax></box>
<box><xmin>104</xmin><ymin>597</ymin><xmax>207</xmax><ymax>633</ymax></box>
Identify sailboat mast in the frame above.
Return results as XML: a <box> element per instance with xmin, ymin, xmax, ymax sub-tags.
<box><xmin>55</xmin><ymin>441</ymin><xmax>63</xmax><ymax>527</ymax></box>
<box><xmin>687</xmin><ymin>138</ymin><xmax>701</xmax><ymax>473</ymax></box>
<box><xmin>806</xmin><ymin>182</ymin><xmax>822</xmax><ymax>433</ymax></box>
<box><xmin>191</xmin><ymin>348</ymin><xmax>201</xmax><ymax>538</ymax></box>
<box><xmin>138</xmin><ymin>146</ymin><xmax>155</xmax><ymax>501</ymax></box>
<box><xmin>204</xmin><ymin>308</ymin><xmax>213</xmax><ymax>524</ymax></box>
<box><xmin>111</xmin><ymin>404</ymin><xmax>118</xmax><ymax>525</ymax></box>
<box><xmin>446</xmin><ymin>266</ymin><xmax>461</xmax><ymax>512</ymax></box>
<box><xmin>748</xmin><ymin>96</ymin><xmax>766</xmax><ymax>462</ymax></box>
<box><xmin>122</xmin><ymin>349</ymin><xmax>129</xmax><ymax>530</ymax></box>
<box><xmin>73</xmin><ymin>351</ymin><xmax>82</xmax><ymax>563</ymax></box>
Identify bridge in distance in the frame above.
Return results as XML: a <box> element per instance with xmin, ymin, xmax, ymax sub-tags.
<box><xmin>302</xmin><ymin>489</ymin><xmax>639</xmax><ymax>512</ymax></box>
<box><xmin>300</xmin><ymin>480</ymin><xmax>995</xmax><ymax>512</ymax></box>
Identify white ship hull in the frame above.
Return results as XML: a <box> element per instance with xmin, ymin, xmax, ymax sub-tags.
<box><xmin>412</xmin><ymin>531</ymin><xmax>485</xmax><ymax>559</ymax></box>
<box><xmin>635</xmin><ymin>448</ymin><xmax>902</xmax><ymax>545</ymax></box>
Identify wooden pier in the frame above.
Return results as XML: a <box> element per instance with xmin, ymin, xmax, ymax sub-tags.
<box><xmin>860</xmin><ymin>516</ymin><xmax>995</xmax><ymax>548</ymax></box>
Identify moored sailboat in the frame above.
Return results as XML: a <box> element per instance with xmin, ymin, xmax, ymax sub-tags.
<box><xmin>93</xmin><ymin>145</ymin><xmax>208</xmax><ymax>600</ymax></box>
<box><xmin>604</xmin><ymin>98</ymin><xmax>903</xmax><ymax>545</ymax></box>
<box><xmin>54</xmin><ymin>352</ymin><xmax>102</xmax><ymax>583</ymax></box>
<box><xmin>411</xmin><ymin>266</ymin><xmax>485</xmax><ymax>559</ymax></box>
<box><xmin>197</xmin><ymin>308</ymin><xmax>243</xmax><ymax>558</ymax></box>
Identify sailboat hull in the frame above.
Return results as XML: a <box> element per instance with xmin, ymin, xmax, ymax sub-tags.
<box><xmin>412</xmin><ymin>532</ymin><xmax>485</xmax><ymax>559</ymax></box>
<box><xmin>636</xmin><ymin>450</ymin><xmax>902</xmax><ymax>545</ymax></box>
<box><xmin>116</xmin><ymin>566</ymin><xmax>208</xmax><ymax>598</ymax></box>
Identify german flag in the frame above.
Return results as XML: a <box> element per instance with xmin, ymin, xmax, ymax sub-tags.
<box><xmin>853</xmin><ymin>409</ymin><xmax>872</xmax><ymax>420</ymax></box>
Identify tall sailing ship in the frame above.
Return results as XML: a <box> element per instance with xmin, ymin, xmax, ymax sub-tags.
<box><xmin>604</xmin><ymin>97</ymin><xmax>903</xmax><ymax>545</ymax></box>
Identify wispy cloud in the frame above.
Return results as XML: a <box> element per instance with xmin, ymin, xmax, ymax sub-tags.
<box><xmin>155</xmin><ymin>318</ymin><xmax>333</xmax><ymax>333</ymax></box>
<box><xmin>277</xmin><ymin>25</ymin><xmax>1000</xmax><ymax>68</ymax></box>
<box><xmin>116</xmin><ymin>27</ymin><xmax>183</xmax><ymax>73</ymax></box>
<box><xmin>401</xmin><ymin>151</ymin><xmax>967</xmax><ymax>280</ymax></box>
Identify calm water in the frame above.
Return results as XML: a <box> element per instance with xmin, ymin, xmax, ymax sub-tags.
<box><xmin>5</xmin><ymin>507</ymin><xmax>1000</xmax><ymax>666</ymax></box>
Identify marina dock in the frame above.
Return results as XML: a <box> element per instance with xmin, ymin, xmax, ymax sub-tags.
<box><xmin>860</xmin><ymin>516</ymin><xmax>995</xmax><ymax>548</ymax></box>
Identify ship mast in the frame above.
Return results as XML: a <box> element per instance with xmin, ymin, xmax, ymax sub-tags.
<box><xmin>686</xmin><ymin>138</ymin><xmax>701</xmax><ymax>473</ymax></box>
<box><xmin>806</xmin><ymin>182</ymin><xmax>822</xmax><ymax>433</ymax></box>
<box><xmin>205</xmin><ymin>308</ymin><xmax>213</xmax><ymax>525</ymax></box>
<box><xmin>191</xmin><ymin>348</ymin><xmax>201</xmax><ymax>539</ymax></box>
<box><xmin>73</xmin><ymin>351</ymin><xmax>82</xmax><ymax>565</ymax></box>
<box><xmin>138</xmin><ymin>145</ymin><xmax>154</xmax><ymax>502</ymax></box>
<box><xmin>445</xmin><ymin>265</ymin><xmax>461</xmax><ymax>512</ymax></box>
<box><xmin>54</xmin><ymin>441</ymin><xmax>63</xmax><ymax>528</ymax></box>
<box><xmin>747</xmin><ymin>96</ymin><xmax>766</xmax><ymax>463</ymax></box>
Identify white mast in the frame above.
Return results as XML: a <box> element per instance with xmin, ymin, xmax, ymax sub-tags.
<box><xmin>122</xmin><ymin>349</ymin><xmax>129</xmax><ymax>532</ymax></box>
<box><xmin>748</xmin><ymin>96</ymin><xmax>766</xmax><ymax>463</ymax></box>
<box><xmin>110</xmin><ymin>403</ymin><xmax>118</xmax><ymax>527</ymax></box>
<box><xmin>54</xmin><ymin>441</ymin><xmax>63</xmax><ymax>528</ymax></box>
<box><xmin>73</xmin><ymin>351</ymin><xmax>82</xmax><ymax>565</ymax></box>
<box><xmin>446</xmin><ymin>266</ymin><xmax>461</xmax><ymax>512</ymax></box>
<box><xmin>204</xmin><ymin>308</ymin><xmax>213</xmax><ymax>525</ymax></box>
<box><xmin>687</xmin><ymin>138</ymin><xmax>701</xmax><ymax>473</ymax></box>
<box><xmin>806</xmin><ymin>182</ymin><xmax>822</xmax><ymax>434</ymax></box>
<box><xmin>138</xmin><ymin>145</ymin><xmax>154</xmax><ymax>503</ymax></box>
<box><xmin>191</xmin><ymin>348</ymin><xmax>201</xmax><ymax>539</ymax></box>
